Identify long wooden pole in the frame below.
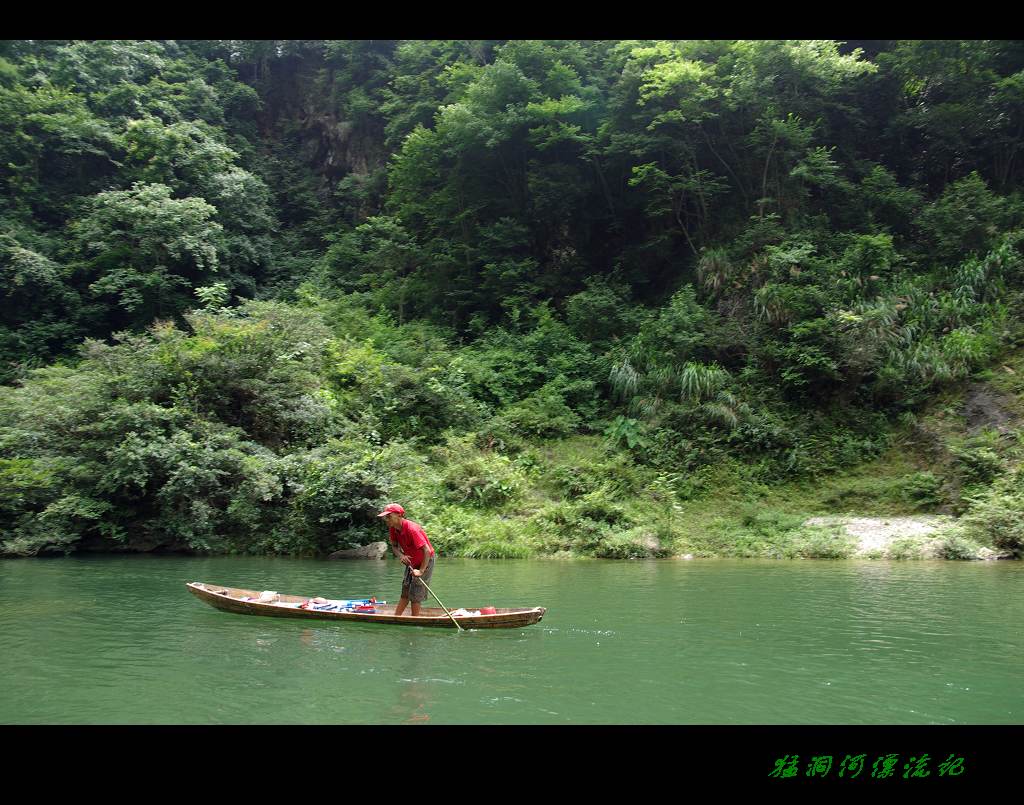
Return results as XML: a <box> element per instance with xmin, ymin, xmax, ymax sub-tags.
<box><xmin>414</xmin><ymin>574</ymin><xmax>464</xmax><ymax>632</ymax></box>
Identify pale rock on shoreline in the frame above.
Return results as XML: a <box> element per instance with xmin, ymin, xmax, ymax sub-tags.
<box><xmin>802</xmin><ymin>515</ymin><xmax>1006</xmax><ymax>559</ymax></box>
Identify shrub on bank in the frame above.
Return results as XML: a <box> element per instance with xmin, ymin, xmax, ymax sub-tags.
<box><xmin>592</xmin><ymin>527</ymin><xmax>670</xmax><ymax>559</ymax></box>
<box><xmin>885</xmin><ymin>536</ymin><xmax>929</xmax><ymax>560</ymax></box>
<box><xmin>955</xmin><ymin>475</ymin><xmax>1024</xmax><ymax>557</ymax></box>
<box><xmin>900</xmin><ymin>471</ymin><xmax>947</xmax><ymax>509</ymax></box>
<box><xmin>461</xmin><ymin>539</ymin><xmax>533</xmax><ymax>559</ymax></box>
<box><xmin>792</xmin><ymin>525</ymin><xmax>859</xmax><ymax>559</ymax></box>
<box><xmin>431</xmin><ymin>434</ymin><xmax>526</xmax><ymax>508</ymax></box>
<box><xmin>422</xmin><ymin>508</ymin><xmax>533</xmax><ymax>558</ymax></box>
<box><xmin>934</xmin><ymin>532</ymin><xmax>987</xmax><ymax>560</ymax></box>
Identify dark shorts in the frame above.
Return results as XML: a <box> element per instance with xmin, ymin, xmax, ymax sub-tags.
<box><xmin>401</xmin><ymin>554</ymin><xmax>435</xmax><ymax>603</ymax></box>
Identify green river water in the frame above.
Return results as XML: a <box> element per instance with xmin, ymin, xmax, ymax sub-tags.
<box><xmin>1</xmin><ymin>555</ymin><xmax>1021</xmax><ymax>724</ymax></box>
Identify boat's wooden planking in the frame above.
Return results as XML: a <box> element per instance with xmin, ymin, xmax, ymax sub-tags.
<box><xmin>186</xmin><ymin>582</ymin><xmax>545</xmax><ymax>629</ymax></box>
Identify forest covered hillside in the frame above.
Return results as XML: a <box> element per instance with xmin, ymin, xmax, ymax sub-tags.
<box><xmin>2</xmin><ymin>40</ymin><xmax>1023</xmax><ymax>559</ymax></box>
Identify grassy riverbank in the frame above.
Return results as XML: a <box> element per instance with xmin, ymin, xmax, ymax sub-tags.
<box><xmin>386</xmin><ymin>437</ymin><xmax>1012</xmax><ymax>561</ymax></box>
<box><xmin>385</xmin><ymin>351</ymin><xmax>1024</xmax><ymax>561</ymax></box>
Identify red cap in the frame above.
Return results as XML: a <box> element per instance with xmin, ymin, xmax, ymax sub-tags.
<box><xmin>377</xmin><ymin>503</ymin><xmax>405</xmax><ymax>517</ymax></box>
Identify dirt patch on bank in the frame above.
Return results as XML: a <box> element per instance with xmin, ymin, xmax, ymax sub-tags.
<box><xmin>803</xmin><ymin>515</ymin><xmax>954</xmax><ymax>557</ymax></box>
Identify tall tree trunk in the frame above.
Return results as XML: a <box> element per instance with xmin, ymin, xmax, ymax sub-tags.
<box><xmin>759</xmin><ymin>133</ymin><xmax>777</xmax><ymax>220</ymax></box>
<box><xmin>702</xmin><ymin>128</ymin><xmax>748</xmax><ymax>205</ymax></box>
<box><xmin>591</xmin><ymin>155</ymin><xmax>616</xmax><ymax>217</ymax></box>
<box><xmin>674</xmin><ymin>201</ymin><xmax>698</xmax><ymax>256</ymax></box>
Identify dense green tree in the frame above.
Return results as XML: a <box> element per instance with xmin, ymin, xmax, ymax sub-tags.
<box><xmin>68</xmin><ymin>182</ymin><xmax>222</xmax><ymax>329</ymax></box>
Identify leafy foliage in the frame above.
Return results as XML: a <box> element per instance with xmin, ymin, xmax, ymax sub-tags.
<box><xmin>4</xmin><ymin>39</ymin><xmax>1024</xmax><ymax>558</ymax></box>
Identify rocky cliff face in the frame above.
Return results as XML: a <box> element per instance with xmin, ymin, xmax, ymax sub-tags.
<box><xmin>299</xmin><ymin>108</ymin><xmax>385</xmax><ymax>180</ymax></box>
<box><xmin>248</xmin><ymin>54</ymin><xmax>390</xmax><ymax>226</ymax></box>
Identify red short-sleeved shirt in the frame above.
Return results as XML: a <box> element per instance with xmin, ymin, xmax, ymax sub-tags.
<box><xmin>389</xmin><ymin>519</ymin><xmax>435</xmax><ymax>568</ymax></box>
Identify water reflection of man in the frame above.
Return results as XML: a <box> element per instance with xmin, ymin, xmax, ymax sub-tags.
<box><xmin>393</xmin><ymin>628</ymin><xmax>432</xmax><ymax>723</ymax></box>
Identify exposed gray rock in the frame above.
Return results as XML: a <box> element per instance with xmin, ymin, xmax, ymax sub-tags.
<box><xmin>328</xmin><ymin>541</ymin><xmax>388</xmax><ymax>560</ymax></box>
<box><xmin>977</xmin><ymin>546</ymin><xmax>1017</xmax><ymax>561</ymax></box>
<box><xmin>641</xmin><ymin>534</ymin><xmax>662</xmax><ymax>553</ymax></box>
<box><xmin>963</xmin><ymin>383</ymin><xmax>1015</xmax><ymax>435</ymax></box>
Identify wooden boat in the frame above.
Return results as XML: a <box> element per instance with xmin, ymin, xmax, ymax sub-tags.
<box><xmin>186</xmin><ymin>582</ymin><xmax>546</xmax><ymax>629</ymax></box>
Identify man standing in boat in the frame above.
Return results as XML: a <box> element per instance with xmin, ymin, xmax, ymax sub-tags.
<box><xmin>378</xmin><ymin>503</ymin><xmax>436</xmax><ymax>616</ymax></box>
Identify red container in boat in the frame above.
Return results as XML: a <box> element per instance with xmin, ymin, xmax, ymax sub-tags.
<box><xmin>479</xmin><ymin>606</ymin><xmax>497</xmax><ymax>615</ymax></box>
